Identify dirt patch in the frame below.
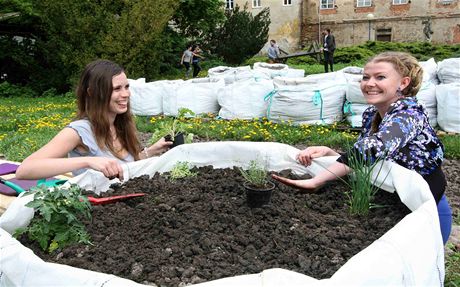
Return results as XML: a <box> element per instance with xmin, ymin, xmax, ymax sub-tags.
<box><xmin>21</xmin><ymin>166</ymin><xmax>411</xmax><ymax>286</ymax></box>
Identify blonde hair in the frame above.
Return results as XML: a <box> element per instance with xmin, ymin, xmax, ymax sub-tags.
<box><xmin>367</xmin><ymin>52</ymin><xmax>423</xmax><ymax>133</ymax></box>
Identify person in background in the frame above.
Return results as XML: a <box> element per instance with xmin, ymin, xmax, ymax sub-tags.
<box><xmin>192</xmin><ymin>44</ymin><xmax>205</xmax><ymax>78</ymax></box>
<box><xmin>16</xmin><ymin>59</ymin><xmax>172</xmax><ymax>181</ymax></box>
<box><xmin>267</xmin><ymin>39</ymin><xmax>280</xmax><ymax>63</ymax></box>
<box><xmin>272</xmin><ymin>51</ymin><xmax>452</xmax><ymax>245</ymax></box>
<box><xmin>180</xmin><ymin>44</ymin><xmax>193</xmax><ymax>79</ymax></box>
<box><xmin>321</xmin><ymin>28</ymin><xmax>336</xmax><ymax>73</ymax></box>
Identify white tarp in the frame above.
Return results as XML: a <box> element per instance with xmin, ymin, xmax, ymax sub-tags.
<box><xmin>266</xmin><ymin>77</ymin><xmax>346</xmax><ymax>125</ymax></box>
<box><xmin>0</xmin><ymin>142</ymin><xmax>444</xmax><ymax>286</ymax></box>
<box><xmin>129</xmin><ymin>79</ymin><xmax>183</xmax><ymax>116</ymax></box>
<box><xmin>217</xmin><ymin>78</ymin><xmax>274</xmax><ymax>120</ymax></box>
<box><xmin>253</xmin><ymin>62</ymin><xmax>289</xmax><ymax>79</ymax></box>
<box><xmin>437</xmin><ymin>58</ymin><xmax>460</xmax><ymax>84</ymax></box>
<box><xmin>436</xmin><ymin>83</ymin><xmax>460</xmax><ymax>133</ymax></box>
<box><xmin>163</xmin><ymin>78</ymin><xmax>224</xmax><ymax>116</ymax></box>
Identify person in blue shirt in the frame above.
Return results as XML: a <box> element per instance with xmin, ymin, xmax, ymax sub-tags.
<box><xmin>17</xmin><ymin>60</ymin><xmax>172</xmax><ymax>180</ymax></box>
<box><xmin>272</xmin><ymin>51</ymin><xmax>452</xmax><ymax>244</ymax></box>
<box><xmin>267</xmin><ymin>40</ymin><xmax>280</xmax><ymax>63</ymax></box>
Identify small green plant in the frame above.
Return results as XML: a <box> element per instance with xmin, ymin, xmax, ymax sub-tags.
<box><xmin>345</xmin><ymin>151</ymin><xmax>389</xmax><ymax>216</ymax></box>
<box><xmin>239</xmin><ymin>160</ymin><xmax>271</xmax><ymax>188</ymax></box>
<box><xmin>14</xmin><ymin>184</ymin><xmax>92</xmax><ymax>253</ymax></box>
<box><xmin>168</xmin><ymin>161</ymin><xmax>198</xmax><ymax>181</ymax></box>
<box><xmin>149</xmin><ymin>108</ymin><xmax>195</xmax><ymax>144</ymax></box>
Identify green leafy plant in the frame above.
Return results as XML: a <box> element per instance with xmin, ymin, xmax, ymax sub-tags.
<box><xmin>168</xmin><ymin>161</ymin><xmax>198</xmax><ymax>181</ymax></box>
<box><xmin>14</xmin><ymin>184</ymin><xmax>92</xmax><ymax>253</ymax></box>
<box><xmin>239</xmin><ymin>159</ymin><xmax>272</xmax><ymax>189</ymax></box>
<box><xmin>149</xmin><ymin>108</ymin><xmax>195</xmax><ymax>144</ymax></box>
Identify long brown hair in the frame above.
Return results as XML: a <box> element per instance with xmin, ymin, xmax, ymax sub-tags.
<box><xmin>366</xmin><ymin>52</ymin><xmax>423</xmax><ymax>133</ymax></box>
<box><xmin>76</xmin><ymin>60</ymin><xmax>141</xmax><ymax>160</ymax></box>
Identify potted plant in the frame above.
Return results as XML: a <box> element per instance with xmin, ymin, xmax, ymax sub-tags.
<box><xmin>149</xmin><ymin>108</ymin><xmax>194</xmax><ymax>149</ymax></box>
<box><xmin>239</xmin><ymin>160</ymin><xmax>275</xmax><ymax>208</ymax></box>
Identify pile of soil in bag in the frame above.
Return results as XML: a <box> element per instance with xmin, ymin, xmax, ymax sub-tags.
<box><xmin>21</xmin><ymin>166</ymin><xmax>410</xmax><ymax>286</ymax></box>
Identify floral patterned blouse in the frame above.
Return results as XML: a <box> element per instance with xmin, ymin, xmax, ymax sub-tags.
<box><xmin>339</xmin><ymin>97</ymin><xmax>444</xmax><ymax>176</ymax></box>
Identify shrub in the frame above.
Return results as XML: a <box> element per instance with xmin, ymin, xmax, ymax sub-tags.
<box><xmin>210</xmin><ymin>4</ymin><xmax>270</xmax><ymax>65</ymax></box>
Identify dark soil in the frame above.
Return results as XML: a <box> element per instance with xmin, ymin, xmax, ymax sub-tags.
<box><xmin>21</xmin><ymin>166</ymin><xmax>412</xmax><ymax>286</ymax></box>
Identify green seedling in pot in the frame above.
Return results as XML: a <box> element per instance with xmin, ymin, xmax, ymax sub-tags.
<box><xmin>149</xmin><ymin>108</ymin><xmax>195</xmax><ymax>147</ymax></box>
<box><xmin>239</xmin><ymin>160</ymin><xmax>272</xmax><ymax>189</ymax></box>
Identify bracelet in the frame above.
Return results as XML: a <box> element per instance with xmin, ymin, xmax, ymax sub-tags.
<box><xmin>143</xmin><ymin>147</ymin><xmax>149</xmax><ymax>158</ymax></box>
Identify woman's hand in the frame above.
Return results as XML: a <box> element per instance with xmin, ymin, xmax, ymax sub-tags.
<box><xmin>147</xmin><ymin>137</ymin><xmax>173</xmax><ymax>156</ymax></box>
<box><xmin>88</xmin><ymin>157</ymin><xmax>125</xmax><ymax>181</ymax></box>
<box><xmin>296</xmin><ymin>146</ymin><xmax>337</xmax><ymax>166</ymax></box>
<box><xmin>271</xmin><ymin>174</ymin><xmax>322</xmax><ymax>193</ymax></box>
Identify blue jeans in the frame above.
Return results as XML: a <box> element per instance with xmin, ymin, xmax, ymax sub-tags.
<box><xmin>437</xmin><ymin>194</ymin><xmax>452</xmax><ymax>245</ymax></box>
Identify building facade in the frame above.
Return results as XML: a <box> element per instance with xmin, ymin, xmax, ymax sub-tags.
<box><xmin>224</xmin><ymin>0</ymin><xmax>460</xmax><ymax>51</ymax></box>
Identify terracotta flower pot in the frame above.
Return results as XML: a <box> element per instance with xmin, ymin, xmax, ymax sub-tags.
<box><xmin>164</xmin><ymin>132</ymin><xmax>185</xmax><ymax>148</ymax></box>
<box><xmin>244</xmin><ymin>181</ymin><xmax>275</xmax><ymax>208</ymax></box>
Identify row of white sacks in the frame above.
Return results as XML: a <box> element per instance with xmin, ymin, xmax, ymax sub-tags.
<box><xmin>0</xmin><ymin>142</ymin><xmax>445</xmax><ymax>286</ymax></box>
<box><xmin>129</xmin><ymin>59</ymin><xmax>460</xmax><ymax>133</ymax></box>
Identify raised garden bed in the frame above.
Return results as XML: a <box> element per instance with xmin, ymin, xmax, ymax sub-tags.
<box><xmin>20</xmin><ymin>166</ymin><xmax>410</xmax><ymax>286</ymax></box>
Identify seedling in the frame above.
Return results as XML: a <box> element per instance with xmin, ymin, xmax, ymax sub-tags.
<box><xmin>14</xmin><ymin>184</ymin><xmax>92</xmax><ymax>253</ymax></box>
<box><xmin>168</xmin><ymin>161</ymin><xmax>198</xmax><ymax>181</ymax></box>
<box><xmin>239</xmin><ymin>160</ymin><xmax>272</xmax><ymax>189</ymax></box>
<box><xmin>345</xmin><ymin>151</ymin><xmax>389</xmax><ymax>216</ymax></box>
<box><xmin>149</xmin><ymin>108</ymin><xmax>195</xmax><ymax>145</ymax></box>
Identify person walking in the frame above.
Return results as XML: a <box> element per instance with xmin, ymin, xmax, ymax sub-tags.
<box><xmin>191</xmin><ymin>45</ymin><xmax>205</xmax><ymax>78</ymax></box>
<box><xmin>267</xmin><ymin>39</ymin><xmax>280</xmax><ymax>63</ymax></box>
<box><xmin>321</xmin><ymin>28</ymin><xmax>336</xmax><ymax>73</ymax></box>
<box><xmin>180</xmin><ymin>44</ymin><xmax>193</xmax><ymax>79</ymax></box>
<box><xmin>272</xmin><ymin>51</ymin><xmax>452</xmax><ymax>245</ymax></box>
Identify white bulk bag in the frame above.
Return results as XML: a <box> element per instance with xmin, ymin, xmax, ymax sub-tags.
<box><xmin>163</xmin><ymin>78</ymin><xmax>224</xmax><ymax>116</ymax></box>
<box><xmin>0</xmin><ymin>142</ymin><xmax>443</xmax><ymax>287</ymax></box>
<box><xmin>415</xmin><ymin>81</ymin><xmax>437</xmax><ymax>128</ymax></box>
<box><xmin>266</xmin><ymin>77</ymin><xmax>346</xmax><ymax>125</ymax></box>
<box><xmin>129</xmin><ymin>79</ymin><xmax>183</xmax><ymax>116</ymax></box>
<box><xmin>304</xmin><ymin>70</ymin><xmax>347</xmax><ymax>84</ymax></box>
<box><xmin>346</xmin><ymin>81</ymin><xmax>367</xmax><ymax>104</ymax></box>
<box><xmin>253</xmin><ymin>62</ymin><xmax>289</xmax><ymax>79</ymax></box>
<box><xmin>208</xmin><ymin>66</ymin><xmax>253</xmax><ymax>85</ymax></box>
<box><xmin>218</xmin><ymin>78</ymin><xmax>274</xmax><ymax>120</ymax></box>
<box><xmin>436</xmin><ymin>83</ymin><xmax>460</xmax><ymax>133</ymax></box>
<box><xmin>340</xmin><ymin>66</ymin><xmax>364</xmax><ymax>83</ymax></box>
<box><xmin>344</xmin><ymin>102</ymin><xmax>371</xmax><ymax>128</ymax></box>
<box><xmin>437</xmin><ymin>58</ymin><xmax>460</xmax><ymax>84</ymax></box>
<box><xmin>419</xmin><ymin>58</ymin><xmax>439</xmax><ymax>84</ymax></box>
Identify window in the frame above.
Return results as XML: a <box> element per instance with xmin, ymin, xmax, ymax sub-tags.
<box><xmin>320</xmin><ymin>0</ymin><xmax>334</xmax><ymax>9</ymax></box>
<box><xmin>392</xmin><ymin>0</ymin><xmax>408</xmax><ymax>4</ymax></box>
<box><xmin>253</xmin><ymin>0</ymin><xmax>261</xmax><ymax>8</ymax></box>
<box><xmin>357</xmin><ymin>0</ymin><xmax>371</xmax><ymax>7</ymax></box>
<box><xmin>376</xmin><ymin>28</ymin><xmax>392</xmax><ymax>42</ymax></box>
<box><xmin>283</xmin><ymin>0</ymin><xmax>292</xmax><ymax>5</ymax></box>
<box><xmin>225</xmin><ymin>0</ymin><xmax>234</xmax><ymax>9</ymax></box>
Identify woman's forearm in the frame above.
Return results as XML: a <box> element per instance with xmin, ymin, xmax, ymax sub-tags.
<box><xmin>16</xmin><ymin>157</ymin><xmax>90</xmax><ymax>180</ymax></box>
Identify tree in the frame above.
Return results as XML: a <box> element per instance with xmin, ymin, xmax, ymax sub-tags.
<box><xmin>172</xmin><ymin>0</ymin><xmax>225</xmax><ymax>41</ymax></box>
<box><xmin>0</xmin><ymin>0</ymin><xmax>178</xmax><ymax>92</ymax></box>
<box><xmin>210</xmin><ymin>5</ymin><xmax>270</xmax><ymax>65</ymax></box>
